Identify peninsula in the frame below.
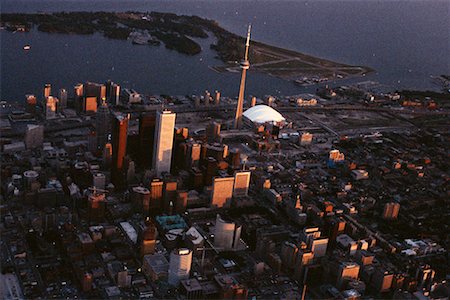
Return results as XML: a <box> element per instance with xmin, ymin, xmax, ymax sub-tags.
<box><xmin>1</xmin><ymin>11</ymin><xmax>373</xmax><ymax>85</ymax></box>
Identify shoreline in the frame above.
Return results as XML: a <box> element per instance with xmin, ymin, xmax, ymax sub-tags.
<box><xmin>1</xmin><ymin>11</ymin><xmax>373</xmax><ymax>85</ymax></box>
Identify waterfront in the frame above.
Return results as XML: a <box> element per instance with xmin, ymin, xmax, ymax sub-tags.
<box><xmin>1</xmin><ymin>0</ymin><xmax>449</xmax><ymax>101</ymax></box>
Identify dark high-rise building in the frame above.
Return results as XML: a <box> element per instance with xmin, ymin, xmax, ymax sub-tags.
<box><xmin>106</xmin><ymin>80</ymin><xmax>121</xmax><ymax>106</ymax></box>
<box><xmin>58</xmin><ymin>88</ymin><xmax>68</xmax><ymax>112</ymax></box>
<box><xmin>163</xmin><ymin>177</ymin><xmax>178</xmax><ymax>213</ymax></box>
<box><xmin>25</xmin><ymin>94</ymin><xmax>37</xmax><ymax>114</ymax></box>
<box><xmin>111</xmin><ymin>113</ymin><xmax>129</xmax><ymax>188</ymax></box>
<box><xmin>139</xmin><ymin>112</ymin><xmax>156</xmax><ymax>168</ymax></box>
<box><xmin>44</xmin><ymin>83</ymin><xmax>51</xmax><ymax>99</ymax></box>
<box><xmin>96</xmin><ymin>98</ymin><xmax>110</xmax><ymax>151</ymax></box>
<box><xmin>206</xmin><ymin>122</ymin><xmax>221</xmax><ymax>143</ymax></box>
<box><xmin>204</xmin><ymin>157</ymin><xmax>217</xmax><ymax>186</ymax></box>
<box><xmin>149</xmin><ymin>179</ymin><xmax>163</xmax><ymax>213</ymax></box>
<box><xmin>74</xmin><ymin>83</ymin><xmax>84</xmax><ymax>113</ymax></box>
<box><xmin>88</xmin><ymin>191</ymin><xmax>106</xmax><ymax>223</ymax></box>
<box><xmin>140</xmin><ymin>218</ymin><xmax>158</xmax><ymax>257</ymax></box>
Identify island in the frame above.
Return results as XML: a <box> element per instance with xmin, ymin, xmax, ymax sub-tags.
<box><xmin>1</xmin><ymin>11</ymin><xmax>373</xmax><ymax>85</ymax></box>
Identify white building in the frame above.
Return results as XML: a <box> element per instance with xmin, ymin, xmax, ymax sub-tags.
<box><xmin>152</xmin><ymin>111</ymin><xmax>176</xmax><ymax>176</ymax></box>
<box><xmin>168</xmin><ymin>248</ymin><xmax>192</xmax><ymax>286</ymax></box>
<box><xmin>214</xmin><ymin>214</ymin><xmax>242</xmax><ymax>250</ymax></box>
<box><xmin>243</xmin><ymin>105</ymin><xmax>285</xmax><ymax>126</ymax></box>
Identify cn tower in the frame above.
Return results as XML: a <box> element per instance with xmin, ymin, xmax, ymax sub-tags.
<box><xmin>234</xmin><ymin>25</ymin><xmax>251</xmax><ymax>129</ymax></box>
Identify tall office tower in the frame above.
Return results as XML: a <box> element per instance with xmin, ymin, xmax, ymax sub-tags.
<box><xmin>337</xmin><ymin>262</ymin><xmax>360</xmax><ymax>288</ymax></box>
<box><xmin>96</xmin><ymin>98</ymin><xmax>111</xmax><ymax>151</ymax></box>
<box><xmin>214</xmin><ymin>214</ymin><xmax>242</xmax><ymax>250</ymax></box>
<box><xmin>44</xmin><ymin>83</ymin><xmax>51</xmax><ymax>98</ymax></box>
<box><xmin>372</xmin><ymin>268</ymin><xmax>394</xmax><ymax>293</ymax></box>
<box><xmin>140</xmin><ymin>218</ymin><xmax>158</xmax><ymax>257</ymax></box>
<box><xmin>58</xmin><ymin>88</ymin><xmax>68</xmax><ymax>111</ymax></box>
<box><xmin>106</xmin><ymin>80</ymin><xmax>120</xmax><ymax>105</ymax></box>
<box><xmin>175</xmin><ymin>191</ymin><xmax>188</xmax><ymax>214</ymax></box>
<box><xmin>206</xmin><ymin>122</ymin><xmax>221</xmax><ymax>143</ymax></box>
<box><xmin>168</xmin><ymin>248</ymin><xmax>192</xmax><ymax>286</ymax></box>
<box><xmin>74</xmin><ymin>83</ymin><xmax>84</xmax><ymax>112</ymax></box>
<box><xmin>294</xmin><ymin>250</ymin><xmax>314</xmax><ymax>283</ymax></box>
<box><xmin>163</xmin><ymin>178</ymin><xmax>178</xmax><ymax>213</ymax></box>
<box><xmin>229</xmin><ymin>149</ymin><xmax>241</xmax><ymax>169</ymax></box>
<box><xmin>25</xmin><ymin>124</ymin><xmax>44</xmax><ymax>149</ymax></box>
<box><xmin>382</xmin><ymin>202</ymin><xmax>400</xmax><ymax>220</ymax></box>
<box><xmin>281</xmin><ymin>242</ymin><xmax>299</xmax><ymax>270</ymax></box>
<box><xmin>204</xmin><ymin>90</ymin><xmax>211</xmax><ymax>105</ymax></box>
<box><xmin>311</xmin><ymin>238</ymin><xmax>329</xmax><ymax>257</ymax></box>
<box><xmin>45</xmin><ymin>96</ymin><xmax>58</xmax><ymax>119</ymax></box>
<box><xmin>84</xmin><ymin>96</ymin><xmax>98</xmax><ymax>113</ymax></box>
<box><xmin>186</xmin><ymin>142</ymin><xmax>201</xmax><ymax>168</ymax></box>
<box><xmin>152</xmin><ymin>111</ymin><xmax>176</xmax><ymax>176</ymax></box>
<box><xmin>149</xmin><ymin>179</ymin><xmax>163</xmax><ymax>212</ymax></box>
<box><xmin>132</xmin><ymin>186</ymin><xmax>151</xmax><ymax>215</ymax></box>
<box><xmin>85</xmin><ymin>81</ymin><xmax>106</xmax><ymax>100</ymax></box>
<box><xmin>205</xmin><ymin>157</ymin><xmax>218</xmax><ymax>186</ymax></box>
<box><xmin>211</xmin><ymin>176</ymin><xmax>234</xmax><ymax>208</ymax></box>
<box><xmin>302</xmin><ymin>227</ymin><xmax>322</xmax><ymax>248</ymax></box>
<box><xmin>111</xmin><ymin>113</ymin><xmax>129</xmax><ymax>187</ymax></box>
<box><xmin>214</xmin><ymin>90</ymin><xmax>221</xmax><ymax>105</ymax></box>
<box><xmin>233</xmin><ymin>171</ymin><xmax>251</xmax><ymax>197</ymax></box>
<box><xmin>326</xmin><ymin>216</ymin><xmax>346</xmax><ymax>246</ymax></box>
<box><xmin>88</xmin><ymin>190</ymin><xmax>106</xmax><ymax>223</ymax></box>
<box><xmin>26</xmin><ymin>94</ymin><xmax>37</xmax><ymax>114</ymax></box>
<box><xmin>139</xmin><ymin>112</ymin><xmax>156</xmax><ymax>168</ymax></box>
<box><xmin>103</xmin><ymin>143</ymin><xmax>112</xmax><ymax>167</ymax></box>
<box><xmin>234</xmin><ymin>25</ymin><xmax>251</xmax><ymax>129</ymax></box>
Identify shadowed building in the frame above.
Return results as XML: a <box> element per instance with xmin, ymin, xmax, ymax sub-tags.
<box><xmin>111</xmin><ymin>113</ymin><xmax>129</xmax><ymax>188</ymax></box>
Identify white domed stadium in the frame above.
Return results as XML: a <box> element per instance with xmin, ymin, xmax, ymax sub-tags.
<box><xmin>243</xmin><ymin>105</ymin><xmax>285</xmax><ymax>125</ymax></box>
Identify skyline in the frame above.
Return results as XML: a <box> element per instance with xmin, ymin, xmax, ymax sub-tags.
<box><xmin>0</xmin><ymin>1</ymin><xmax>448</xmax><ymax>300</ymax></box>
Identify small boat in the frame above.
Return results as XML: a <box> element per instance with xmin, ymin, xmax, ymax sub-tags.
<box><xmin>23</xmin><ymin>45</ymin><xmax>31</xmax><ymax>50</ymax></box>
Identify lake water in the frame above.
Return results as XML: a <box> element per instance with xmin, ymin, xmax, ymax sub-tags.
<box><xmin>1</xmin><ymin>0</ymin><xmax>449</xmax><ymax>102</ymax></box>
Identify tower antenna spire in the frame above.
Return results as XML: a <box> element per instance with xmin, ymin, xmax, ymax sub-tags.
<box><xmin>244</xmin><ymin>24</ymin><xmax>251</xmax><ymax>61</ymax></box>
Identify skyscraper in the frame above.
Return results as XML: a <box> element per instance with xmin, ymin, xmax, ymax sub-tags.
<box><xmin>111</xmin><ymin>113</ymin><xmax>129</xmax><ymax>187</ymax></box>
<box><xmin>58</xmin><ymin>88</ymin><xmax>68</xmax><ymax>111</ymax></box>
<box><xmin>211</xmin><ymin>176</ymin><xmax>234</xmax><ymax>208</ymax></box>
<box><xmin>140</xmin><ymin>218</ymin><xmax>158</xmax><ymax>257</ymax></box>
<box><xmin>234</xmin><ymin>25</ymin><xmax>251</xmax><ymax>129</ymax></box>
<box><xmin>152</xmin><ymin>111</ymin><xmax>176</xmax><ymax>176</ymax></box>
<box><xmin>106</xmin><ymin>80</ymin><xmax>120</xmax><ymax>105</ymax></box>
<box><xmin>74</xmin><ymin>83</ymin><xmax>84</xmax><ymax>112</ymax></box>
<box><xmin>96</xmin><ymin>98</ymin><xmax>110</xmax><ymax>151</ymax></box>
<box><xmin>139</xmin><ymin>112</ymin><xmax>156</xmax><ymax>168</ymax></box>
<box><xmin>233</xmin><ymin>171</ymin><xmax>251</xmax><ymax>197</ymax></box>
<box><xmin>45</xmin><ymin>96</ymin><xmax>58</xmax><ymax>119</ymax></box>
<box><xmin>214</xmin><ymin>214</ymin><xmax>242</xmax><ymax>250</ymax></box>
<box><xmin>44</xmin><ymin>83</ymin><xmax>51</xmax><ymax>99</ymax></box>
<box><xmin>168</xmin><ymin>248</ymin><xmax>192</xmax><ymax>286</ymax></box>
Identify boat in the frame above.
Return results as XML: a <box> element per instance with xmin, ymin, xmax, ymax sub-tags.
<box><xmin>23</xmin><ymin>45</ymin><xmax>31</xmax><ymax>50</ymax></box>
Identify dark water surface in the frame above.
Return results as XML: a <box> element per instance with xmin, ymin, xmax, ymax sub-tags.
<box><xmin>1</xmin><ymin>0</ymin><xmax>449</xmax><ymax>101</ymax></box>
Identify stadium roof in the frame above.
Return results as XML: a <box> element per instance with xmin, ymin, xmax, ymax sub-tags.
<box><xmin>243</xmin><ymin>105</ymin><xmax>285</xmax><ymax>124</ymax></box>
